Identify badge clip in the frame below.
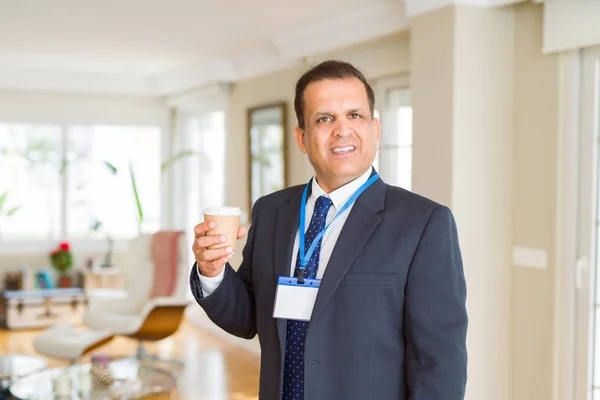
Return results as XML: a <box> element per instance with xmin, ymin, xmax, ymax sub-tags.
<box><xmin>297</xmin><ymin>269</ymin><xmax>305</xmax><ymax>284</ymax></box>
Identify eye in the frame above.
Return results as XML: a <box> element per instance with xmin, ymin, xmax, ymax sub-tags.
<box><xmin>316</xmin><ymin>116</ymin><xmax>333</xmax><ymax>124</ymax></box>
<box><xmin>349</xmin><ymin>113</ymin><xmax>362</xmax><ymax>119</ymax></box>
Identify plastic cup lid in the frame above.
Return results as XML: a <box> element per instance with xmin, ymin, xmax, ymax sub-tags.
<box><xmin>203</xmin><ymin>206</ymin><xmax>242</xmax><ymax>216</ymax></box>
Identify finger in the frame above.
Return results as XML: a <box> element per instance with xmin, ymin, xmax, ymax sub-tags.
<box><xmin>194</xmin><ymin>221</ymin><xmax>217</xmax><ymax>238</ymax></box>
<box><xmin>196</xmin><ymin>234</ymin><xmax>228</xmax><ymax>250</ymax></box>
<box><xmin>199</xmin><ymin>253</ymin><xmax>233</xmax><ymax>273</ymax></box>
<box><xmin>195</xmin><ymin>246</ymin><xmax>233</xmax><ymax>263</ymax></box>
<box><xmin>237</xmin><ymin>226</ymin><xmax>248</xmax><ymax>239</ymax></box>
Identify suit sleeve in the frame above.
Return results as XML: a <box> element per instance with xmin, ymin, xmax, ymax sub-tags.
<box><xmin>189</xmin><ymin>198</ymin><xmax>261</xmax><ymax>340</ymax></box>
<box><xmin>404</xmin><ymin>206</ymin><xmax>468</xmax><ymax>399</ymax></box>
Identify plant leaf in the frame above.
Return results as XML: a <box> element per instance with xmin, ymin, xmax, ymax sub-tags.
<box><xmin>102</xmin><ymin>161</ymin><xmax>118</xmax><ymax>175</ymax></box>
<box><xmin>90</xmin><ymin>219</ymin><xmax>102</xmax><ymax>231</ymax></box>
<box><xmin>6</xmin><ymin>206</ymin><xmax>20</xmax><ymax>217</ymax></box>
<box><xmin>0</xmin><ymin>191</ymin><xmax>7</xmax><ymax>213</ymax></box>
<box><xmin>129</xmin><ymin>162</ymin><xmax>143</xmax><ymax>224</ymax></box>
<box><xmin>59</xmin><ymin>159</ymin><xmax>68</xmax><ymax>175</ymax></box>
<box><xmin>161</xmin><ymin>150</ymin><xmax>197</xmax><ymax>174</ymax></box>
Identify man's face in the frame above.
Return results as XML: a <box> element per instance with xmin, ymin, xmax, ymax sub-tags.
<box><xmin>294</xmin><ymin>77</ymin><xmax>380</xmax><ymax>192</ymax></box>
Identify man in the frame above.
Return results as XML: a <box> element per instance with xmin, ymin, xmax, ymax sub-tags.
<box><xmin>190</xmin><ymin>60</ymin><xmax>468</xmax><ymax>400</ymax></box>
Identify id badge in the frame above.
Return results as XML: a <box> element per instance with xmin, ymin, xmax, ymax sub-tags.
<box><xmin>273</xmin><ymin>276</ymin><xmax>321</xmax><ymax>321</ymax></box>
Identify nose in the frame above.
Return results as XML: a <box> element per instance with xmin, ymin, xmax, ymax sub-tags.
<box><xmin>332</xmin><ymin>118</ymin><xmax>352</xmax><ymax>138</ymax></box>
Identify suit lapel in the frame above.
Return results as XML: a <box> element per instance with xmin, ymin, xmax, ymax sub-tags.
<box><xmin>310</xmin><ymin>178</ymin><xmax>386</xmax><ymax>323</ymax></box>
<box><xmin>273</xmin><ymin>186</ymin><xmax>303</xmax><ymax>355</ymax></box>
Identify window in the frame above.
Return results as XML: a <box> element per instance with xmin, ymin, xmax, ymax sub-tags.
<box><xmin>67</xmin><ymin>125</ymin><xmax>161</xmax><ymax>239</ymax></box>
<box><xmin>172</xmin><ymin>110</ymin><xmax>226</xmax><ymax>268</ymax></box>
<box><xmin>379</xmin><ymin>87</ymin><xmax>412</xmax><ymax>190</ymax></box>
<box><xmin>182</xmin><ymin>112</ymin><xmax>226</xmax><ymax>222</ymax></box>
<box><xmin>0</xmin><ymin>123</ymin><xmax>161</xmax><ymax>241</ymax></box>
<box><xmin>0</xmin><ymin>124</ymin><xmax>63</xmax><ymax>240</ymax></box>
<box><xmin>372</xmin><ymin>76</ymin><xmax>412</xmax><ymax>191</ymax></box>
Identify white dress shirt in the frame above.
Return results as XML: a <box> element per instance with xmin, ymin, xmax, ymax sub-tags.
<box><xmin>198</xmin><ymin>168</ymin><xmax>373</xmax><ymax>297</ymax></box>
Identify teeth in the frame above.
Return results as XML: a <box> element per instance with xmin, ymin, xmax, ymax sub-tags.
<box><xmin>332</xmin><ymin>146</ymin><xmax>355</xmax><ymax>154</ymax></box>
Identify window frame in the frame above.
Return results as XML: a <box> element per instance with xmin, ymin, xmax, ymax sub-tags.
<box><xmin>559</xmin><ymin>45</ymin><xmax>600</xmax><ymax>400</ymax></box>
<box><xmin>580</xmin><ymin>45</ymin><xmax>600</xmax><ymax>400</ymax></box>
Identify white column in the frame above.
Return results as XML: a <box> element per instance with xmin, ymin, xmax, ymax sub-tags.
<box><xmin>411</xmin><ymin>5</ymin><xmax>514</xmax><ymax>400</ymax></box>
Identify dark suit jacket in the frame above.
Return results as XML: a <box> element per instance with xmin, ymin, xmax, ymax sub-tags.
<box><xmin>190</xmin><ymin>174</ymin><xmax>468</xmax><ymax>400</ymax></box>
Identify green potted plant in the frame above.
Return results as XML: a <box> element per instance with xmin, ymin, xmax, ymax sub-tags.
<box><xmin>50</xmin><ymin>241</ymin><xmax>73</xmax><ymax>287</ymax></box>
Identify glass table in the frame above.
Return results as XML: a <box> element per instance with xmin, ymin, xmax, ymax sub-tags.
<box><xmin>9</xmin><ymin>358</ymin><xmax>176</xmax><ymax>399</ymax></box>
<box><xmin>0</xmin><ymin>355</ymin><xmax>47</xmax><ymax>389</ymax></box>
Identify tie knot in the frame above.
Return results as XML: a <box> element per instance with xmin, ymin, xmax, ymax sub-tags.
<box><xmin>315</xmin><ymin>195</ymin><xmax>333</xmax><ymax>215</ymax></box>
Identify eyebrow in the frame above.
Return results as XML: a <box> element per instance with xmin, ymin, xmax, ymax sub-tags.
<box><xmin>313</xmin><ymin>108</ymin><xmax>366</xmax><ymax>117</ymax></box>
<box><xmin>347</xmin><ymin>108</ymin><xmax>366</xmax><ymax>114</ymax></box>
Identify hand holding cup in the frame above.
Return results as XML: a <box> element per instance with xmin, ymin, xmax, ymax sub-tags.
<box><xmin>193</xmin><ymin>207</ymin><xmax>247</xmax><ymax>278</ymax></box>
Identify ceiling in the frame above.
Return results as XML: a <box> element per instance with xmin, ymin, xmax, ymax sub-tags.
<box><xmin>0</xmin><ymin>0</ymin><xmax>408</xmax><ymax>96</ymax></box>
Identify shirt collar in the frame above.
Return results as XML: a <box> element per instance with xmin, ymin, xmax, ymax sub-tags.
<box><xmin>311</xmin><ymin>167</ymin><xmax>373</xmax><ymax>211</ymax></box>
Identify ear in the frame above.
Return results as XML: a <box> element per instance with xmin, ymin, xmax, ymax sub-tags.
<box><xmin>373</xmin><ymin>116</ymin><xmax>381</xmax><ymax>146</ymax></box>
<box><xmin>294</xmin><ymin>126</ymin><xmax>307</xmax><ymax>153</ymax></box>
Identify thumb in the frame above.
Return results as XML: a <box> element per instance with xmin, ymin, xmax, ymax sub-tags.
<box><xmin>237</xmin><ymin>226</ymin><xmax>248</xmax><ymax>239</ymax></box>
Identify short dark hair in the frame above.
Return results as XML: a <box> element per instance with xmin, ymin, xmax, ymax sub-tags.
<box><xmin>294</xmin><ymin>60</ymin><xmax>375</xmax><ymax>130</ymax></box>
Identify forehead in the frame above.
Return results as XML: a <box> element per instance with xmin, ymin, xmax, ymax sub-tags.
<box><xmin>303</xmin><ymin>78</ymin><xmax>369</xmax><ymax>113</ymax></box>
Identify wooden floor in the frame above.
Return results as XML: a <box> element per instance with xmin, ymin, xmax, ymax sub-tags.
<box><xmin>0</xmin><ymin>319</ymin><xmax>260</xmax><ymax>400</ymax></box>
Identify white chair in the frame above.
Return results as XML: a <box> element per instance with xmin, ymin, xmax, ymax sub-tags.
<box><xmin>34</xmin><ymin>322</ymin><xmax>114</xmax><ymax>364</ymax></box>
<box><xmin>82</xmin><ymin>231</ymin><xmax>191</xmax><ymax>360</ymax></box>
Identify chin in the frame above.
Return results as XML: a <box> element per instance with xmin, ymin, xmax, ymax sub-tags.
<box><xmin>331</xmin><ymin>166</ymin><xmax>367</xmax><ymax>180</ymax></box>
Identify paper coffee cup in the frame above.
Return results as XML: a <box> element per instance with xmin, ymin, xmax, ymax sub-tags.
<box><xmin>203</xmin><ymin>206</ymin><xmax>242</xmax><ymax>250</ymax></box>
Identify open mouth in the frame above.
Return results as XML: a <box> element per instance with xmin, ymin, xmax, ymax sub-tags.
<box><xmin>331</xmin><ymin>145</ymin><xmax>356</xmax><ymax>156</ymax></box>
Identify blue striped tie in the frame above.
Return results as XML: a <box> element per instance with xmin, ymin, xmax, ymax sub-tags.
<box><xmin>282</xmin><ymin>195</ymin><xmax>333</xmax><ymax>400</ymax></box>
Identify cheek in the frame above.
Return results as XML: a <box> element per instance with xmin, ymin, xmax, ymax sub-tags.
<box><xmin>359</xmin><ymin>129</ymin><xmax>379</xmax><ymax>150</ymax></box>
<box><xmin>307</xmin><ymin>130</ymin><xmax>329</xmax><ymax>154</ymax></box>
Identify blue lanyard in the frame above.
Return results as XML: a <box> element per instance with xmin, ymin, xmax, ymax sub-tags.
<box><xmin>297</xmin><ymin>173</ymin><xmax>380</xmax><ymax>280</ymax></box>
